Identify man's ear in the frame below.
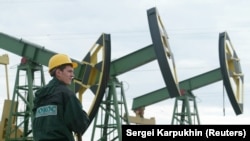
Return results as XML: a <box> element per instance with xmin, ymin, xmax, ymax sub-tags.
<box><xmin>55</xmin><ymin>69</ymin><xmax>62</xmax><ymax>76</ymax></box>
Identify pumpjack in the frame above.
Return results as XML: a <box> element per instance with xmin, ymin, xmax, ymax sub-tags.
<box><xmin>90</xmin><ymin>7</ymin><xmax>244</xmax><ymax>141</ymax></box>
<box><xmin>0</xmin><ymin>33</ymin><xmax>111</xmax><ymax>140</ymax></box>
<box><xmin>132</xmin><ymin>7</ymin><xmax>244</xmax><ymax>125</ymax></box>
<box><xmin>0</xmin><ymin>6</ymin><xmax>244</xmax><ymax>141</ymax></box>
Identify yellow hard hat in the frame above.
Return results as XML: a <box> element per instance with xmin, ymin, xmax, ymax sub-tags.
<box><xmin>48</xmin><ymin>54</ymin><xmax>78</xmax><ymax>72</ymax></box>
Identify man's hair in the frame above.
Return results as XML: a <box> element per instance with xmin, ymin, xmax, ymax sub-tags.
<box><xmin>49</xmin><ymin>63</ymin><xmax>73</xmax><ymax>77</ymax></box>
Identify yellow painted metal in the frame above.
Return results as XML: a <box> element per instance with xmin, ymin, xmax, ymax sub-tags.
<box><xmin>126</xmin><ymin>116</ymin><xmax>156</xmax><ymax>125</ymax></box>
<box><xmin>219</xmin><ymin>32</ymin><xmax>244</xmax><ymax>115</ymax></box>
<box><xmin>0</xmin><ymin>54</ymin><xmax>9</xmax><ymax>65</ymax></box>
<box><xmin>0</xmin><ymin>54</ymin><xmax>10</xmax><ymax>100</ymax></box>
<box><xmin>0</xmin><ymin>100</ymin><xmax>22</xmax><ymax>141</ymax></box>
<box><xmin>77</xmin><ymin>38</ymin><xmax>107</xmax><ymax>117</ymax></box>
<box><xmin>125</xmin><ymin>107</ymin><xmax>156</xmax><ymax>125</ymax></box>
<box><xmin>224</xmin><ymin>39</ymin><xmax>244</xmax><ymax>106</ymax></box>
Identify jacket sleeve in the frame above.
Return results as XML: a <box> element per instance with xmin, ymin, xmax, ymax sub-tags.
<box><xmin>64</xmin><ymin>94</ymin><xmax>90</xmax><ymax>135</ymax></box>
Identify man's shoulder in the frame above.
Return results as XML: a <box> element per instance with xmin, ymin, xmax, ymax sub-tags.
<box><xmin>55</xmin><ymin>84</ymin><xmax>75</xmax><ymax>97</ymax></box>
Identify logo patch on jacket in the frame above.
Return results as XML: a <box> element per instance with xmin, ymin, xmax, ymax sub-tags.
<box><xmin>35</xmin><ymin>105</ymin><xmax>57</xmax><ymax>118</ymax></box>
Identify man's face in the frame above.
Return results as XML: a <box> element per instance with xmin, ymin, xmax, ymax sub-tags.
<box><xmin>56</xmin><ymin>65</ymin><xmax>74</xmax><ymax>85</ymax></box>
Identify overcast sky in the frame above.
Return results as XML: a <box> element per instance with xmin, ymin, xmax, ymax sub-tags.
<box><xmin>1</xmin><ymin>0</ymin><xmax>250</xmax><ymax>140</ymax></box>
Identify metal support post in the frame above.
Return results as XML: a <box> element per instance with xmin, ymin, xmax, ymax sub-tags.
<box><xmin>171</xmin><ymin>92</ymin><xmax>200</xmax><ymax>125</ymax></box>
<box><xmin>5</xmin><ymin>59</ymin><xmax>45</xmax><ymax>141</ymax></box>
<box><xmin>91</xmin><ymin>77</ymin><xmax>129</xmax><ymax>141</ymax></box>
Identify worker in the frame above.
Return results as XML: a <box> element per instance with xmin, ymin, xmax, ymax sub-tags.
<box><xmin>32</xmin><ymin>54</ymin><xmax>90</xmax><ymax>141</ymax></box>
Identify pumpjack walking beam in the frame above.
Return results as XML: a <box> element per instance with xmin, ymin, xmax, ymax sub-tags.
<box><xmin>132</xmin><ymin>68</ymin><xmax>223</xmax><ymax>109</ymax></box>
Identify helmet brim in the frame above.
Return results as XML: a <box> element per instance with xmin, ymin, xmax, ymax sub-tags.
<box><xmin>72</xmin><ymin>62</ymin><xmax>78</xmax><ymax>69</ymax></box>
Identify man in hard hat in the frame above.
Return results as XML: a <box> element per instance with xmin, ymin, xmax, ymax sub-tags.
<box><xmin>32</xmin><ymin>54</ymin><xmax>90</xmax><ymax>141</ymax></box>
